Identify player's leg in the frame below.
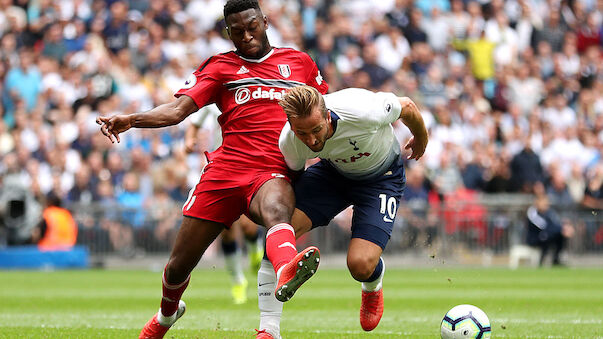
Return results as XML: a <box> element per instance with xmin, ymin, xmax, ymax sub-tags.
<box><xmin>256</xmin><ymin>208</ymin><xmax>314</xmax><ymax>339</ymax></box>
<box><xmin>347</xmin><ymin>238</ymin><xmax>386</xmax><ymax>332</ymax></box>
<box><xmin>238</xmin><ymin>215</ymin><xmax>264</xmax><ymax>272</ymax></box>
<box><xmin>248</xmin><ymin>177</ymin><xmax>320</xmax><ymax>303</ymax></box>
<box><xmin>221</xmin><ymin>224</ymin><xmax>248</xmax><ymax>304</ymax></box>
<box><xmin>551</xmin><ymin>231</ymin><xmax>565</xmax><ymax>266</ymax></box>
<box><xmin>255</xmin><ymin>161</ymin><xmax>349</xmax><ymax>338</ymax></box>
<box><xmin>140</xmin><ymin>216</ymin><xmax>224</xmax><ymax>339</ymax></box>
<box><xmin>348</xmin><ymin>157</ymin><xmax>405</xmax><ymax>332</ymax></box>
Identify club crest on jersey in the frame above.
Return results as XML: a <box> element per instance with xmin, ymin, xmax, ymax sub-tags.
<box><xmin>278</xmin><ymin>64</ymin><xmax>291</xmax><ymax>78</ymax></box>
<box><xmin>182</xmin><ymin>73</ymin><xmax>197</xmax><ymax>89</ymax></box>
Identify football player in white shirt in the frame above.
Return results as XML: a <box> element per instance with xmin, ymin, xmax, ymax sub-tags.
<box><xmin>255</xmin><ymin>86</ymin><xmax>428</xmax><ymax>338</ymax></box>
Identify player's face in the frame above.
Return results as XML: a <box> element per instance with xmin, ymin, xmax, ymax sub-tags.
<box><xmin>226</xmin><ymin>9</ymin><xmax>270</xmax><ymax>59</ymax></box>
<box><xmin>290</xmin><ymin>108</ymin><xmax>332</xmax><ymax>152</ymax></box>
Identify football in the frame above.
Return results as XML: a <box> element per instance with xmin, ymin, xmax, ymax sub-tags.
<box><xmin>440</xmin><ymin>304</ymin><xmax>491</xmax><ymax>339</ymax></box>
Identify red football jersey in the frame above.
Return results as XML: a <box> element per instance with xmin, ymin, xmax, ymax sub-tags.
<box><xmin>175</xmin><ymin>47</ymin><xmax>328</xmax><ymax>169</ymax></box>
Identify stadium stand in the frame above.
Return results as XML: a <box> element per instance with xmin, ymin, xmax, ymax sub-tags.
<box><xmin>0</xmin><ymin>0</ymin><xmax>601</xmax><ymax>263</ymax></box>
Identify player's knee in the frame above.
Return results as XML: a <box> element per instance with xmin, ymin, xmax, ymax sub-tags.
<box><xmin>165</xmin><ymin>257</ymin><xmax>193</xmax><ymax>284</ymax></box>
<box><xmin>347</xmin><ymin>255</ymin><xmax>376</xmax><ymax>282</ymax></box>
<box><xmin>262</xmin><ymin>202</ymin><xmax>293</xmax><ymax>225</ymax></box>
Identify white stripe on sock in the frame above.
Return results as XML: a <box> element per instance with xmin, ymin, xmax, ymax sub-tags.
<box><xmin>266</xmin><ymin>223</ymin><xmax>294</xmax><ymax>238</ymax></box>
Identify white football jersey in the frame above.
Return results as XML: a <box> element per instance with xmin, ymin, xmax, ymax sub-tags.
<box><xmin>189</xmin><ymin>104</ymin><xmax>222</xmax><ymax>151</ymax></box>
<box><xmin>279</xmin><ymin>88</ymin><xmax>402</xmax><ymax>179</ymax></box>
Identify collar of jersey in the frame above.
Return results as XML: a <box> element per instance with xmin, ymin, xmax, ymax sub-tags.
<box><xmin>329</xmin><ymin>109</ymin><xmax>339</xmax><ymax>134</ymax></box>
<box><xmin>236</xmin><ymin>48</ymin><xmax>275</xmax><ymax>63</ymax></box>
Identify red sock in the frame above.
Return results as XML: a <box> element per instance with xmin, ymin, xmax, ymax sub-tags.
<box><xmin>160</xmin><ymin>269</ymin><xmax>190</xmax><ymax>317</ymax></box>
<box><xmin>265</xmin><ymin>223</ymin><xmax>297</xmax><ymax>273</ymax></box>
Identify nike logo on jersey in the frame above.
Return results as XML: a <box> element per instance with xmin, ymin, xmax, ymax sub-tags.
<box><xmin>278</xmin><ymin>242</ymin><xmax>296</xmax><ymax>250</ymax></box>
<box><xmin>384</xmin><ymin>171</ymin><xmax>393</xmax><ymax>176</ymax></box>
<box><xmin>237</xmin><ymin>65</ymin><xmax>249</xmax><ymax>74</ymax></box>
<box><xmin>272</xmin><ymin>173</ymin><xmax>286</xmax><ymax>178</ymax></box>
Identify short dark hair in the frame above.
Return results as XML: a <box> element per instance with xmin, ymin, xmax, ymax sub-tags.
<box><xmin>223</xmin><ymin>0</ymin><xmax>261</xmax><ymax>19</ymax></box>
<box><xmin>46</xmin><ymin>192</ymin><xmax>62</xmax><ymax>208</ymax></box>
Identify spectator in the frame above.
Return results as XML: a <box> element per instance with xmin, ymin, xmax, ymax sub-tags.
<box><xmin>546</xmin><ymin>165</ymin><xmax>576</xmax><ymax>208</ymax></box>
<box><xmin>103</xmin><ymin>1</ymin><xmax>130</xmax><ymax>54</ymax></box>
<box><xmin>452</xmin><ymin>28</ymin><xmax>496</xmax><ymax>81</ymax></box>
<box><xmin>374</xmin><ymin>25</ymin><xmax>410</xmax><ymax>74</ymax></box>
<box><xmin>576</xmin><ymin>12</ymin><xmax>601</xmax><ymax>53</ymax></box>
<box><xmin>422</xmin><ymin>7</ymin><xmax>449</xmax><ymax>53</ymax></box>
<box><xmin>4</xmin><ymin>49</ymin><xmax>41</xmax><ymax>114</ymax></box>
<box><xmin>385</xmin><ymin>0</ymin><xmax>410</xmax><ymax>31</ymax></box>
<box><xmin>64</xmin><ymin>18</ymin><xmax>88</xmax><ymax>53</ymax></box>
<box><xmin>403</xmin><ymin>7</ymin><xmax>427</xmax><ymax>45</ymax></box>
<box><xmin>116</xmin><ymin>171</ymin><xmax>146</xmax><ymax>229</ymax></box>
<box><xmin>483</xmin><ymin>156</ymin><xmax>511</xmax><ymax>193</ymax></box>
<box><xmin>359</xmin><ymin>43</ymin><xmax>391</xmax><ymax>90</ymax></box>
<box><xmin>32</xmin><ymin>193</ymin><xmax>77</xmax><ymax>251</ymax></box>
<box><xmin>533</xmin><ymin>8</ymin><xmax>568</xmax><ymax>52</ymax></box>
<box><xmin>508</xmin><ymin>62</ymin><xmax>544</xmax><ymax>115</ymax></box>
<box><xmin>41</xmin><ymin>23</ymin><xmax>67</xmax><ymax>63</ymax></box>
<box><xmin>509</xmin><ymin>142</ymin><xmax>544</xmax><ymax>193</ymax></box>
<box><xmin>414</xmin><ymin>0</ymin><xmax>449</xmax><ymax>17</ymax></box>
<box><xmin>399</xmin><ymin>165</ymin><xmax>437</xmax><ymax>249</ymax></box>
<box><xmin>66</xmin><ymin>163</ymin><xmax>98</xmax><ymax>205</ymax></box>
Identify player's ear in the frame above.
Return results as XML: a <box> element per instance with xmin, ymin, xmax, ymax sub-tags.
<box><xmin>225</xmin><ymin>26</ymin><xmax>231</xmax><ymax>38</ymax></box>
<box><xmin>263</xmin><ymin>15</ymin><xmax>268</xmax><ymax>29</ymax></box>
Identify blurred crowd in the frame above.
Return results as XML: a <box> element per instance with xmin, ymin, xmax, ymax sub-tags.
<box><xmin>0</xmin><ymin>0</ymin><xmax>602</xmax><ymax>252</ymax></box>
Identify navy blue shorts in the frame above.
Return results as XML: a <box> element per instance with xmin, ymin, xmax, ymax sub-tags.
<box><xmin>294</xmin><ymin>156</ymin><xmax>405</xmax><ymax>250</ymax></box>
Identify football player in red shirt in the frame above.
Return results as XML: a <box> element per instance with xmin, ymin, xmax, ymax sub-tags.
<box><xmin>97</xmin><ymin>1</ymin><xmax>328</xmax><ymax>338</ymax></box>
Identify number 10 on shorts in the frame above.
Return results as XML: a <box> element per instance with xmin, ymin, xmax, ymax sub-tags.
<box><xmin>379</xmin><ymin>194</ymin><xmax>397</xmax><ymax>223</ymax></box>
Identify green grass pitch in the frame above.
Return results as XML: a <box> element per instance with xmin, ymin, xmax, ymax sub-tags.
<box><xmin>0</xmin><ymin>267</ymin><xmax>602</xmax><ymax>338</ymax></box>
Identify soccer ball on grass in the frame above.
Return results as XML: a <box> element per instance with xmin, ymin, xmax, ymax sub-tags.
<box><xmin>440</xmin><ymin>304</ymin><xmax>491</xmax><ymax>339</ymax></box>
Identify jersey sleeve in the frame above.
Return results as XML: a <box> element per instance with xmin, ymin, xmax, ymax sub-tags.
<box><xmin>174</xmin><ymin>57</ymin><xmax>220</xmax><ymax>109</ymax></box>
<box><xmin>372</xmin><ymin>91</ymin><xmax>402</xmax><ymax>125</ymax></box>
<box><xmin>279</xmin><ymin>123</ymin><xmax>308</xmax><ymax>171</ymax></box>
<box><xmin>189</xmin><ymin>111</ymin><xmax>204</xmax><ymax>127</ymax></box>
<box><xmin>189</xmin><ymin>104</ymin><xmax>221</xmax><ymax>128</ymax></box>
<box><xmin>300</xmin><ymin>52</ymin><xmax>329</xmax><ymax>94</ymax></box>
<box><xmin>327</xmin><ymin>89</ymin><xmax>401</xmax><ymax>127</ymax></box>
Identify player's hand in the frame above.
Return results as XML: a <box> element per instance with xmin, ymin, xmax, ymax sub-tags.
<box><xmin>184</xmin><ymin>135</ymin><xmax>197</xmax><ymax>153</ymax></box>
<box><xmin>404</xmin><ymin>134</ymin><xmax>427</xmax><ymax>161</ymax></box>
<box><xmin>96</xmin><ymin>115</ymin><xmax>133</xmax><ymax>143</ymax></box>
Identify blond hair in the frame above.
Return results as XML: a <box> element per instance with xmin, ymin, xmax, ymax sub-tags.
<box><xmin>279</xmin><ymin>85</ymin><xmax>327</xmax><ymax>120</ymax></box>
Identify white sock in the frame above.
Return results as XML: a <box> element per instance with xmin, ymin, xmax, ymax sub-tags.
<box><xmin>225</xmin><ymin>251</ymin><xmax>246</xmax><ymax>285</ymax></box>
<box><xmin>258</xmin><ymin>259</ymin><xmax>283</xmax><ymax>339</ymax></box>
<box><xmin>361</xmin><ymin>258</ymin><xmax>385</xmax><ymax>292</ymax></box>
<box><xmin>156</xmin><ymin>308</ymin><xmax>178</xmax><ymax>327</ymax></box>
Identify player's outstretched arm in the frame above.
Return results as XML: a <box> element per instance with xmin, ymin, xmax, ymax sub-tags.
<box><xmin>398</xmin><ymin>97</ymin><xmax>428</xmax><ymax>161</ymax></box>
<box><xmin>96</xmin><ymin>95</ymin><xmax>199</xmax><ymax>144</ymax></box>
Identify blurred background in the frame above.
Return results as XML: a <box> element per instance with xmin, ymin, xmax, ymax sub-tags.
<box><xmin>0</xmin><ymin>0</ymin><xmax>601</xmax><ymax>268</ymax></box>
